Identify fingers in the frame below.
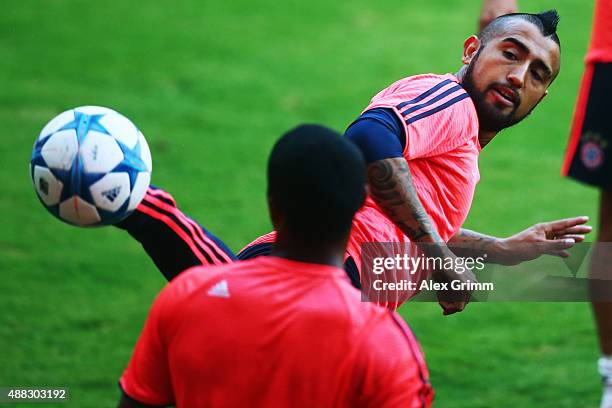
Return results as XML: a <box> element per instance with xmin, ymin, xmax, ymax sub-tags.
<box><xmin>550</xmin><ymin>238</ymin><xmax>576</xmax><ymax>249</ymax></box>
<box><xmin>555</xmin><ymin>234</ymin><xmax>586</xmax><ymax>243</ymax></box>
<box><xmin>545</xmin><ymin>216</ymin><xmax>590</xmax><ymax>233</ymax></box>
<box><xmin>535</xmin><ymin>239</ymin><xmax>574</xmax><ymax>258</ymax></box>
<box><xmin>439</xmin><ymin>301</ymin><xmax>467</xmax><ymax>316</ymax></box>
<box><xmin>557</xmin><ymin>225</ymin><xmax>592</xmax><ymax>235</ymax></box>
<box><xmin>443</xmin><ymin>306</ymin><xmax>462</xmax><ymax>316</ymax></box>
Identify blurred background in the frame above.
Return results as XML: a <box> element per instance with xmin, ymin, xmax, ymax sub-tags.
<box><xmin>0</xmin><ymin>0</ymin><xmax>598</xmax><ymax>406</ymax></box>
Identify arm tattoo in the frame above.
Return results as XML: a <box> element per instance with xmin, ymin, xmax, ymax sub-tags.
<box><xmin>368</xmin><ymin>158</ymin><xmax>440</xmax><ymax>242</ymax></box>
<box><xmin>448</xmin><ymin>228</ymin><xmax>500</xmax><ymax>259</ymax></box>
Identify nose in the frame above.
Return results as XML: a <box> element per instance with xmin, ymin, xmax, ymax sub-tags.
<box><xmin>507</xmin><ymin>64</ymin><xmax>528</xmax><ymax>88</ymax></box>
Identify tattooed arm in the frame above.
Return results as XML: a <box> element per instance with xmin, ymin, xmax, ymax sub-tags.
<box><xmin>368</xmin><ymin>157</ymin><xmax>475</xmax><ymax>314</ymax></box>
<box><xmin>449</xmin><ymin>218</ymin><xmax>591</xmax><ymax>265</ymax></box>
<box><xmin>447</xmin><ymin>229</ymin><xmax>503</xmax><ymax>261</ymax></box>
<box><xmin>367</xmin><ymin>158</ymin><xmax>442</xmax><ymax>244</ymax></box>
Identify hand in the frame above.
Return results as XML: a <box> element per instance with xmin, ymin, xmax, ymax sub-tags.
<box><xmin>432</xmin><ymin>252</ymin><xmax>477</xmax><ymax>316</ymax></box>
<box><xmin>478</xmin><ymin>0</ymin><xmax>518</xmax><ymax>31</ymax></box>
<box><xmin>497</xmin><ymin>216</ymin><xmax>591</xmax><ymax>265</ymax></box>
<box><xmin>439</xmin><ymin>300</ymin><xmax>468</xmax><ymax>316</ymax></box>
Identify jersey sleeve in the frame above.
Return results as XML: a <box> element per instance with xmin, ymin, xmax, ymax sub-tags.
<box><xmin>355</xmin><ymin>312</ymin><xmax>433</xmax><ymax>407</ymax></box>
<box><xmin>365</xmin><ymin>77</ymin><xmax>479</xmax><ymax>161</ymax></box>
<box><xmin>344</xmin><ymin>108</ymin><xmax>405</xmax><ymax>164</ymax></box>
<box><xmin>116</xmin><ymin>186</ymin><xmax>236</xmax><ymax>281</ymax></box>
<box><xmin>402</xmin><ymin>92</ymin><xmax>477</xmax><ymax>160</ymax></box>
<box><xmin>119</xmin><ymin>285</ymin><xmax>176</xmax><ymax>406</ymax></box>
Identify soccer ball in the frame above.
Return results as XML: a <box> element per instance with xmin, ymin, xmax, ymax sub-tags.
<box><xmin>30</xmin><ymin>106</ymin><xmax>152</xmax><ymax>227</ymax></box>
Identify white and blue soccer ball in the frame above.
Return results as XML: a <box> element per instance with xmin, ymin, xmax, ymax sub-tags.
<box><xmin>30</xmin><ymin>106</ymin><xmax>152</xmax><ymax>226</ymax></box>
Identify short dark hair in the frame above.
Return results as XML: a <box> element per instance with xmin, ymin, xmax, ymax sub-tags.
<box><xmin>480</xmin><ymin>10</ymin><xmax>560</xmax><ymax>49</ymax></box>
<box><xmin>267</xmin><ymin>124</ymin><xmax>366</xmax><ymax>244</ymax></box>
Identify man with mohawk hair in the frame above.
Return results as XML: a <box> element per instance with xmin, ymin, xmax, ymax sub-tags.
<box><xmin>239</xmin><ymin>9</ymin><xmax>590</xmax><ymax>313</ymax></box>
<box><xmin>115</xmin><ymin>9</ymin><xmax>590</xmax><ymax>315</ymax></box>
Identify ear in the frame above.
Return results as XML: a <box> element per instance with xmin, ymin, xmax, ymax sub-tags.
<box><xmin>267</xmin><ymin>193</ymin><xmax>283</xmax><ymax>230</ymax></box>
<box><xmin>462</xmin><ymin>35</ymin><xmax>481</xmax><ymax>65</ymax></box>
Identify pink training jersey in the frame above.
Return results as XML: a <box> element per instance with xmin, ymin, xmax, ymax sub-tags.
<box><xmin>345</xmin><ymin>73</ymin><xmax>480</xmax><ymax>266</ymax></box>
<box><xmin>120</xmin><ymin>257</ymin><xmax>433</xmax><ymax>407</ymax></box>
<box><xmin>241</xmin><ymin>74</ymin><xmax>480</xmax><ymax>307</ymax></box>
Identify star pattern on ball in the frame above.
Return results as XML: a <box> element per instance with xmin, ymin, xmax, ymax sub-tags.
<box><xmin>31</xmin><ymin>107</ymin><xmax>152</xmax><ymax>227</ymax></box>
<box><xmin>50</xmin><ymin>111</ymin><xmax>147</xmax><ymax>202</ymax></box>
<box><xmin>59</xmin><ymin>112</ymin><xmax>110</xmax><ymax>141</ymax></box>
<box><xmin>115</xmin><ymin>138</ymin><xmax>149</xmax><ymax>188</ymax></box>
<box><xmin>59</xmin><ymin>110</ymin><xmax>148</xmax><ymax>174</ymax></box>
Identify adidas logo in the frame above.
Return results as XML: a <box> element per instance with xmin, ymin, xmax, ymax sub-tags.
<box><xmin>102</xmin><ymin>186</ymin><xmax>121</xmax><ymax>202</ymax></box>
<box><xmin>207</xmin><ymin>280</ymin><xmax>230</xmax><ymax>298</ymax></box>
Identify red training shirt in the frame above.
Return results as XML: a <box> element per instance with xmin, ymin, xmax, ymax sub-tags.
<box><xmin>120</xmin><ymin>256</ymin><xmax>433</xmax><ymax>407</ymax></box>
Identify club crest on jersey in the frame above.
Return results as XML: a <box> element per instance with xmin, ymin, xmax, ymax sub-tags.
<box><xmin>102</xmin><ymin>186</ymin><xmax>122</xmax><ymax>202</ymax></box>
<box><xmin>580</xmin><ymin>132</ymin><xmax>606</xmax><ymax>170</ymax></box>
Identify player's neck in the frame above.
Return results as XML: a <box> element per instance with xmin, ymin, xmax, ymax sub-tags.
<box><xmin>478</xmin><ymin>130</ymin><xmax>497</xmax><ymax>148</ymax></box>
<box><xmin>271</xmin><ymin>235</ymin><xmax>346</xmax><ymax>269</ymax></box>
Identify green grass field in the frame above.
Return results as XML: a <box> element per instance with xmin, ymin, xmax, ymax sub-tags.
<box><xmin>0</xmin><ymin>0</ymin><xmax>602</xmax><ymax>406</ymax></box>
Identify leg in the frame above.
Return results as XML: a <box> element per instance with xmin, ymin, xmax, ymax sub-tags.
<box><xmin>591</xmin><ymin>190</ymin><xmax>612</xmax><ymax>408</ymax></box>
<box><xmin>117</xmin><ymin>186</ymin><xmax>236</xmax><ymax>281</ymax></box>
<box><xmin>563</xmin><ymin>62</ymin><xmax>612</xmax><ymax>407</ymax></box>
<box><xmin>237</xmin><ymin>231</ymin><xmax>276</xmax><ymax>260</ymax></box>
<box><xmin>591</xmin><ymin>189</ymin><xmax>612</xmax><ymax>353</ymax></box>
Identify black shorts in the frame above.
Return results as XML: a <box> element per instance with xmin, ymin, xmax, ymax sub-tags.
<box><xmin>563</xmin><ymin>63</ymin><xmax>612</xmax><ymax>189</ymax></box>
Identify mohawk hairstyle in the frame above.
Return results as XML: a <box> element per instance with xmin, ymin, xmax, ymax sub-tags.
<box><xmin>480</xmin><ymin>9</ymin><xmax>561</xmax><ymax>49</ymax></box>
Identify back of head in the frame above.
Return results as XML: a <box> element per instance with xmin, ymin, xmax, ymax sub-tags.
<box><xmin>267</xmin><ymin>124</ymin><xmax>366</xmax><ymax>245</ymax></box>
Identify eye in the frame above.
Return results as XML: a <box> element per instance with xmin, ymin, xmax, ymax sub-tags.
<box><xmin>531</xmin><ymin>69</ymin><xmax>543</xmax><ymax>83</ymax></box>
<box><xmin>502</xmin><ymin>50</ymin><xmax>517</xmax><ymax>61</ymax></box>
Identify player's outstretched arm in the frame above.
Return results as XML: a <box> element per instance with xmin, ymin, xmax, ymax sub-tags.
<box><xmin>116</xmin><ymin>186</ymin><xmax>236</xmax><ymax>281</ymax></box>
<box><xmin>368</xmin><ymin>157</ymin><xmax>475</xmax><ymax>314</ymax></box>
<box><xmin>449</xmin><ymin>216</ymin><xmax>591</xmax><ymax>265</ymax></box>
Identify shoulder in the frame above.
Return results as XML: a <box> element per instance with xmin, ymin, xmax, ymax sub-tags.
<box><xmin>367</xmin><ymin>73</ymin><xmax>477</xmax><ymax>127</ymax></box>
<box><xmin>367</xmin><ymin>74</ymin><xmax>478</xmax><ymax>153</ymax></box>
<box><xmin>395</xmin><ymin>73</ymin><xmax>475</xmax><ymax>120</ymax></box>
